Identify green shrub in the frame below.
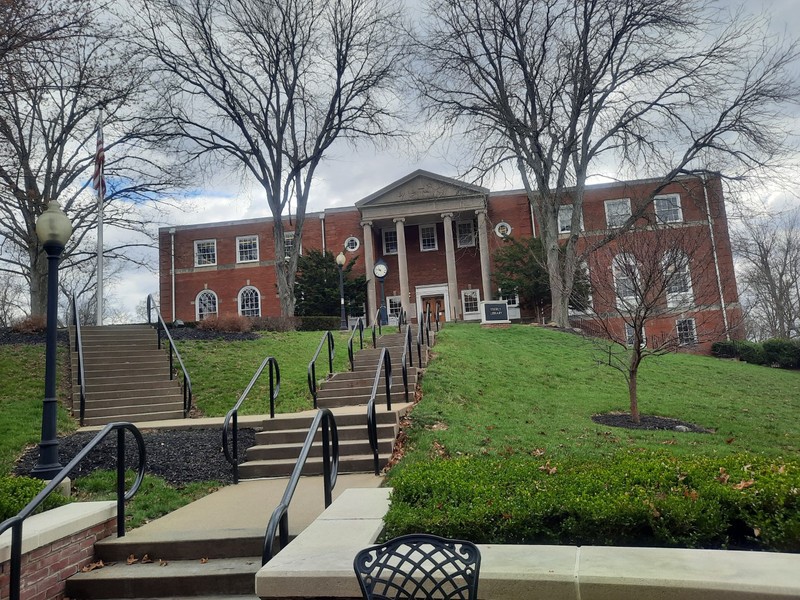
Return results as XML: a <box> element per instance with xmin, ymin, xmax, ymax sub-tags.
<box><xmin>762</xmin><ymin>338</ymin><xmax>800</xmax><ymax>369</ymax></box>
<box><xmin>383</xmin><ymin>452</ymin><xmax>800</xmax><ymax>551</ymax></box>
<box><xmin>0</xmin><ymin>475</ymin><xmax>72</xmax><ymax>521</ymax></box>
<box><xmin>250</xmin><ymin>316</ymin><xmax>300</xmax><ymax>332</ymax></box>
<box><xmin>196</xmin><ymin>315</ymin><xmax>253</xmax><ymax>333</ymax></box>
<box><xmin>711</xmin><ymin>340</ymin><xmax>739</xmax><ymax>359</ymax></box>
<box><xmin>297</xmin><ymin>316</ymin><xmax>341</xmax><ymax>331</ymax></box>
<box><xmin>736</xmin><ymin>340</ymin><xmax>767</xmax><ymax>365</ymax></box>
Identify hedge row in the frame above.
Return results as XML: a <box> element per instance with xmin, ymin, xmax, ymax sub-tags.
<box><xmin>384</xmin><ymin>452</ymin><xmax>800</xmax><ymax>551</ymax></box>
<box><xmin>0</xmin><ymin>475</ymin><xmax>72</xmax><ymax>522</ymax></box>
<box><xmin>176</xmin><ymin>315</ymin><xmax>343</xmax><ymax>333</ymax></box>
<box><xmin>712</xmin><ymin>338</ymin><xmax>800</xmax><ymax>369</ymax></box>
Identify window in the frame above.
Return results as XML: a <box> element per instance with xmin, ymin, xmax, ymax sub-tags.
<box><xmin>499</xmin><ymin>291</ymin><xmax>519</xmax><ymax>307</ymax></box>
<box><xmin>195</xmin><ymin>290</ymin><xmax>218</xmax><ymax>320</ymax></box>
<box><xmin>558</xmin><ymin>205</ymin><xmax>583</xmax><ymax>234</ymax></box>
<box><xmin>654</xmin><ymin>194</ymin><xmax>683</xmax><ymax>224</ymax></box>
<box><xmin>613</xmin><ymin>254</ymin><xmax>638</xmax><ymax>309</ymax></box>
<box><xmin>605</xmin><ymin>198</ymin><xmax>631</xmax><ymax>229</ymax></box>
<box><xmin>419</xmin><ymin>224</ymin><xmax>438</xmax><ymax>251</ymax></box>
<box><xmin>625</xmin><ymin>323</ymin><xmax>646</xmax><ymax>348</ymax></box>
<box><xmin>345</xmin><ymin>236</ymin><xmax>360</xmax><ymax>252</ymax></box>
<box><xmin>664</xmin><ymin>250</ymin><xmax>693</xmax><ymax>308</ymax></box>
<box><xmin>236</xmin><ymin>235</ymin><xmax>259</xmax><ymax>263</ymax></box>
<box><xmin>676</xmin><ymin>318</ymin><xmax>697</xmax><ymax>346</ymax></box>
<box><xmin>238</xmin><ymin>286</ymin><xmax>261</xmax><ymax>317</ymax></box>
<box><xmin>457</xmin><ymin>220</ymin><xmax>476</xmax><ymax>247</ymax></box>
<box><xmin>382</xmin><ymin>229</ymin><xmax>398</xmax><ymax>255</ymax></box>
<box><xmin>385</xmin><ymin>296</ymin><xmax>403</xmax><ymax>322</ymax></box>
<box><xmin>461</xmin><ymin>289</ymin><xmax>480</xmax><ymax>315</ymax></box>
<box><xmin>283</xmin><ymin>231</ymin><xmax>295</xmax><ymax>259</ymax></box>
<box><xmin>194</xmin><ymin>239</ymin><xmax>217</xmax><ymax>266</ymax></box>
<box><xmin>494</xmin><ymin>222</ymin><xmax>512</xmax><ymax>238</ymax></box>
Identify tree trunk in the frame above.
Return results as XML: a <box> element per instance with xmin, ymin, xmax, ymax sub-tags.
<box><xmin>29</xmin><ymin>246</ymin><xmax>47</xmax><ymax>317</ymax></box>
<box><xmin>628</xmin><ymin>348</ymin><xmax>642</xmax><ymax>423</ymax></box>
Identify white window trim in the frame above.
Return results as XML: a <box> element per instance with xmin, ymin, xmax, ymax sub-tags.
<box><xmin>625</xmin><ymin>323</ymin><xmax>647</xmax><ymax>348</ymax></box>
<box><xmin>605</xmin><ymin>198</ymin><xmax>631</xmax><ymax>229</ymax></box>
<box><xmin>654</xmin><ymin>194</ymin><xmax>683</xmax><ymax>224</ymax></box>
<box><xmin>664</xmin><ymin>251</ymin><xmax>694</xmax><ymax>309</ymax></box>
<box><xmin>419</xmin><ymin>224</ymin><xmax>438</xmax><ymax>252</ymax></box>
<box><xmin>676</xmin><ymin>318</ymin><xmax>698</xmax><ymax>346</ymax></box>
<box><xmin>613</xmin><ymin>254</ymin><xmax>638</xmax><ymax>310</ymax></box>
<box><xmin>494</xmin><ymin>222</ymin><xmax>512</xmax><ymax>238</ymax></box>
<box><xmin>236</xmin><ymin>235</ymin><xmax>259</xmax><ymax>264</ymax></box>
<box><xmin>456</xmin><ymin>220</ymin><xmax>476</xmax><ymax>248</ymax></box>
<box><xmin>382</xmin><ymin>229</ymin><xmax>398</xmax><ymax>255</ymax></box>
<box><xmin>558</xmin><ymin>205</ymin><xmax>583</xmax><ymax>234</ymax></box>
<box><xmin>238</xmin><ymin>285</ymin><xmax>262</xmax><ymax>317</ymax></box>
<box><xmin>194</xmin><ymin>239</ymin><xmax>217</xmax><ymax>267</ymax></box>
<box><xmin>195</xmin><ymin>289</ymin><xmax>218</xmax><ymax>321</ymax></box>
<box><xmin>283</xmin><ymin>231</ymin><xmax>301</xmax><ymax>258</ymax></box>
<box><xmin>345</xmin><ymin>236</ymin><xmax>360</xmax><ymax>252</ymax></box>
<box><xmin>499</xmin><ymin>292</ymin><xmax>519</xmax><ymax>307</ymax></box>
<box><xmin>461</xmin><ymin>289</ymin><xmax>481</xmax><ymax>318</ymax></box>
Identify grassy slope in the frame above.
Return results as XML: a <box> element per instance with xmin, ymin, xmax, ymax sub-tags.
<box><xmin>396</xmin><ymin>324</ymin><xmax>799</xmax><ymax>472</ymax></box>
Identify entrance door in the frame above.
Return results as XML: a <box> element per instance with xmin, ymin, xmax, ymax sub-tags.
<box><xmin>421</xmin><ymin>295</ymin><xmax>445</xmax><ymax>324</ymax></box>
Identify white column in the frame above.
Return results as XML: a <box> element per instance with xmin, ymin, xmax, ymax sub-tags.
<box><xmin>441</xmin><ymin>213</ymin><xmax>460</xmax><ymax>320</ymax></box>
<box><xmin>362</xmin><ymin>221</ymin><xmax>377</xmax><ymax>325</ymax></box>
<box><xmin>394</xmin><ymin>217</ymin><xmax>411</xmax><ymax>317</ymax></box>
<box><xmin>477</xmin><ymin>209</ymin><xmax>492</xmax><ymax>301</ymax></box>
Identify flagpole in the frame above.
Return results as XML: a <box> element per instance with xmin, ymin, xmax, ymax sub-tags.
<box><xmin>93</xmin><ymin>110</ymin><xmax>106</xmax><ymax>326</ymax></box>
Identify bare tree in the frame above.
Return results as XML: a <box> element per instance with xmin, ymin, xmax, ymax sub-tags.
<box><xmin>0</xmin><ymin>0</ymin><xmax>88</xmax><ymax>65</ymax></box>
<box><xmin>0</xmin><ymin>272</ymin><xmax>27</xmax><ymax>326</ymax></box>
<box><xmin>414</xmin><ymin>0</ymin><xmax>799</xmax><ymax>327</ymax></box>
<box><xmin>0</xmin><ymin>0</ymin><xmax>184</xmax><ymax>316</ymax></box>
<box><xmin>134</xmin><ymin>0</ymin><xmax>408</xmax><ymax>316</ymax></box>
<box><xmin>576</xmin><ymin>208</ymin><xmax>729</xmax><ymax>423</ymax></box>
<box><xmin>733</xmin><ymin>208</ymin><xmax>800</xmax><ymax>340</ymax></box>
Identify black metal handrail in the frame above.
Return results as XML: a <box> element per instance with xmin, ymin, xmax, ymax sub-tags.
<box><xmin>262</xmin><ymin>408</ymin><xmax>338</xmax><ymax>564</ymax></box>
<box><xmin>348</xmin><ymin>317</ymin><xmax>365</xmax><ymax>371</ymax></box>
<box><xmin>146</xmin><ymin>294</ymin><xmax>192</xmax><ymax>415</ymax></box>
<box><xmin>0</xmin><ymin>422</ymin><xmax>146</xmax><ymax>600</ymax></box>
<box><xmin>434</xmin><ymin>299</ymin><xmax>442</xmax><ymax>331</ymax></box>
<box><xmin>400</xmin><ymin>324</ymin><xmax>412</xmax><ymax>402</ymax></box>
<box><xmin>423</xmin><ymin>305</ymin><xmax>432</xmax><ymax>347</ymax></box>
<box><xmin>70</xmin><ymin>294</ymin><xmax>88</xmax><ymax>425</ymax></box>
<box><xmin>417</xmin><ymin>311</ymin><xmax>425</xmax><ymax>365</ymax></box>
<box><xmin>371</xmin><ymin>308</ymin><xmax>382</xmax><ymax>348</ymax></box>
<box><xmin>366</xmin><ymin>347</ymin><xmax>392</xmax><ymax>475</ymax></box>
<box><xmin>307</xmin><ymin>330</ymin><xmax>334</xmax><ymax>408</ymax></box>
<box><xmin>222</xmin><ymin>356</ymin><xmax>280</xmax><ymax>484</ymax></box>
<box><xmin>398</xmin><ymin>308</ymin><xmax>406</xmax><ymax>333</ymax></box>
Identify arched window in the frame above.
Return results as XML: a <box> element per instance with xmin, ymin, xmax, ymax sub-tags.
<box><xmin>238</xmin><ymin>286</ymin><xmax>261</xmax><ymax>317</ymax></box>
<box><xmin>663</xmin><ymin>249</ymin><xmax>693</xmax><ymax>308</ymax></box>
<box><xmin>196</xmin><ymin>290</ymin><xmax>218</xmax><ymax>321</ymax></box>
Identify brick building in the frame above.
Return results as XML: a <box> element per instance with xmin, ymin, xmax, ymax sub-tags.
<box><xmin>158</xmin><ymin>170</ymin><xmax>741</xmax><ymax>352</ymax></box>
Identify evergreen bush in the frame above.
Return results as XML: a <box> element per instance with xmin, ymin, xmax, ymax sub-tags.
<box><xmin>762</xmin><ymin>338</ymin><xmax>800</xmax><ymax>369</ymax></box>
<box><xmin>0</xmin><ymin>475</ymin><xmax>71</xmax><ymax>521</ymax></box>
<box><xmin>297</xmin><ymin>316</ymin><xmax>342</xmax><ymax>331</ymax></box>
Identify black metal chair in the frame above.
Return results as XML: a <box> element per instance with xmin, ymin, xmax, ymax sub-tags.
<box><xmin>353</xmin><ymin>533</ymin><xmax>481</xmax><ymax>600</ymax></box>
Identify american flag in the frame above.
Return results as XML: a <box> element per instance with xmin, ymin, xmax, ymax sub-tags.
<box><xmin>92</xmin><ymin>113</ymin><xmax>106</xmax><ymax>199</ymax></box>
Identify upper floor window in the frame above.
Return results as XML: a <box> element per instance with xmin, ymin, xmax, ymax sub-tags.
<box><xmin>676</xmin><ymin>318</ymin><xmax>697</xmax><ymax>346</ymax></box>
<box><xmin>283</xmin><ymin>231</ymin><xmax>295</xmax><ymax>259</ymax></box>
<box><xmin>237</xmin><ymin>235</ymin><xmax>259</xmax><ymax>263</ymax></box>
<box><xmin>419</xmin><ymin>224</ymin><xmax>438</xmax><ymax>251</ymax></box>
<box><xmin>494</xmin><ymin>222</ymin><xmax>512</xmax><ymax>238</ymax></box>
<box><xmin>558</xmin><ymin>205</ymin><xmax>583</xmax><ymax>234</ymax></box>
<box><xmin>382</xmin><ymin>229</ymin><xmax>398</xmax><ymax>255</ymax></box>
<box><xmin>664</xmin><ymin>250</ymin><xmax>693</xmax><ymax>308</ymax></box>
<box><xmin>654</xmin><ymin>194</ymin><xmax>683</xmax><ymax>224</ymax></box>
<box><xmin>613</xmin><ymin>254</ymin><xmax>638</xmax><ymax>309</ymax></box>
<box><xmin>238</xmin><ymin>286</ymin><xmax>261</xmax><ymax>317</ymax></box>
<box><xmin>194</xmin><ymin>239</ymin><xmax>217</xmax><ymax>267</ymax></box>
<box><xmin>195</xmin><ymin>289</ymin><xmax>218</xmax><ymax>320</ymax></box>
<box><xmin>605</xmin><ymin>198</ymin><xmax>631</xmax><ymax>229</ymax></box>
<box><xmin>457</xmin><ymin>220</ymin><xmax>476</xmax><ymax>247</ymax></box>
<box><xmin>345</xmin><ymin>236</ymin><xmax>360</xmax><ymax>252</ymax></box>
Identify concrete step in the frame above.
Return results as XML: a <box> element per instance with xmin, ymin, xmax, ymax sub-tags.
<box><xmin>64</xmin><ymin>556</ymin><xmax>261</xmax><ymax>598</ymax></box>
<box><xmin>73</xmin><ymin>379</ymin><xmax>181</xmax><ymax>395</ymax></box>
<box><xmin>245</xmin><ymin>438</ymin><xmax>392</xmax><ymax>462</ymax></box>
<box><xmin>79</xmin><ymin>348</ymin><xmax>167</xmax><ymax>359</ymax></box>
<box><xmin>80</xmin><ymin>365</ymin><xmax>172</xmax><ymax>378</ymax></box>
<box><xmin>77</xmin><ymin>386</ymin><xmax>182</xmax><ymax>402</ymax></box>
<box><xmin>83</xmin><ymin>398</ymin><xmax>184</xmax><ymax>418</ymax></box>
<box><xmin>257</xmin><ymin>409</ymin><xmax>399</xmax><ymax>432</ymax></box>
<box><xmin>255</xmin><ymin>422</ymin><xmax>396</xmax><ymax>445</ymax></box>
<box><xmin>238</xmin><ymin>454</ymin><xmax>381</xmax><ymax>479</ymax></box>
<box><xmin>81</xmin><ymin>409</ymin><xmax>185</xmax><ymax>426</ymax></box>
<box><xmin>317</xmin><ymin>381</ymin><xmax>407</xmax><ymax>398</ymax></box>
<box><xmin>94</xmin><ymin>531</ymin><xmax>266</xmax><ymax>562</ymax></box>
<box><xmin>323</xmin><ymin>368</ymin><xmax>419</xmax><ymax>382</ymax></box>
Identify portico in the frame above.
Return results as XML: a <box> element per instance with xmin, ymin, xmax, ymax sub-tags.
<box><xmin>356</xmin><ymin>170</ymin><xmax>493</xmax><ymax>325</ymax></box>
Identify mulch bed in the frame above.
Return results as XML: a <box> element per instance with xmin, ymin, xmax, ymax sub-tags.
<box><xmin>592</xmin><ymin>412</ymin><xmax>712</xmax><ymax>433</ymax></box>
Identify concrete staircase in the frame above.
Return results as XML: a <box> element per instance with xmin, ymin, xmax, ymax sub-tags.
<box><xmin>70</xmin><ymin>324</ymin><xmax>185</xmax><ymax>426</ymax></box>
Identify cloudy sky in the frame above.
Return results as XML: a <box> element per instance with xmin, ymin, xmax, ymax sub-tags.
<box><xmin>104</xmin><ymin>0</ymin><xmax>800</xmax><ymax>322</ymax></box>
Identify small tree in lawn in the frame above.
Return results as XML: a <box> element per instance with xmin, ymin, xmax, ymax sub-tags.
<box><xmin>294</xmin><ymin>250</ymin><xmax>367</xmax><ymax>318</ymax></box>
<box><xmin>580</xmin><ymin>216</ymin><xmax>725</xmax><ymax>423</ymax></box>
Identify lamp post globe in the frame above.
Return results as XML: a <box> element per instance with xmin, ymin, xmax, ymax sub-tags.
<box><xmin>336</xmin><ymin>252</ymin><xmax>347</xmax><ymax>330</ymax></box>
<box><xmin>31</xmin><ymin>201</ymin><xmax>72</xmax><ymax>479</ymax></box>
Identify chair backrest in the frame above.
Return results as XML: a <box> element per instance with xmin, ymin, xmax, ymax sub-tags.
<box><xmin>353</xmin><ymin>533</ymin><xmax>481</xmax><ymax>600</ymax></box>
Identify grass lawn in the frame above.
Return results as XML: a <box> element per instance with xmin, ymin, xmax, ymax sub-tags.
<box><xmin>395</xmin><ymin>323</ymin><xmax>799</xmax><ymax>470</ymax></box>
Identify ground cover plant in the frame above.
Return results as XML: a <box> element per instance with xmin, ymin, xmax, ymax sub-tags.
<box><xmin>385</xmin><ymin>324</ymin><xmax>800</xmax><ymax>550</ymax></box>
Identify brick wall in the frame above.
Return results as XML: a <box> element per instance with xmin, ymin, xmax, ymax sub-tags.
<box><xmin>0</xmin><ymin>518</ymin><xmax>116</xmax><ymax>600</ymax></box>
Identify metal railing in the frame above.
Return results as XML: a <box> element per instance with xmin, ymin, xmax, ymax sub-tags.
<box><xmin>400</xmin><ymin>324</ymin><xmax>413</xmax><ymax>403</ymax></box>
<box><xmin>146</xmin><ymin>294</ymin><xmax>192</xmax><ymax>415</ymax></box>
<box><xmin>262</xmin><ymin>408</ymin><xmax>338</xmax><ymax>564</ymax></box>
<box><xmin>307</xmin><ymin>331</ymin><xmax>334</xmax><ymax>408</ymax></box>
<box><xmin>0</xmin><ymin>422</ymin><xmax>146</xmax><ymax>600</ymax></box>
<box><xmin>348</xmin><ymin>317</ymin><xmax>365</xmax><ymax>371</ymax></box>
<box><xmin>398</xmin><ymin>308</ymin><xmax>407</xmax><ymax>333</ymax></box>
<box><xmin>366</xmin><ymin>347</ymin><xmax>392</xmax><ymax>475</ymax></box>
<box><xmin>371</xmin><ymin>308</ymin><xmax>382</xmax><ymax>348</ymax></box>
<box><xmin>70</xmin><ymin>294</ymin><xmax>88</xmax><ymax>425</ymax></box>
<box><xmin>223</xmin><ymin>356</ymin><xmax>280</xmax><ymax>484</ymax></box>
<box><xmin>433</xmin><ymin>299</ymin><xmax>442</xmax><ymax>331</ymax></box>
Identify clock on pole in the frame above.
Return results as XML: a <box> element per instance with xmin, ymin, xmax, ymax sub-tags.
<box><xmin>373</xmin><ymin>258</ymin><xmax>388</xmax><ymax>325</ymax></box>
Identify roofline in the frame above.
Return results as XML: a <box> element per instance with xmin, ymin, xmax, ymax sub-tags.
<box><xmin>355</xmin><ymin>169</ymin><xmax>489</xmax><ymax>207</ymax></box>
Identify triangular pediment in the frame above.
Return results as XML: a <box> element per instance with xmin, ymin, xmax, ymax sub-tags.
<box><xmin>356</xmin><ymin>170</ymin><xmax>488</xmax><ymax>208</ymax></box>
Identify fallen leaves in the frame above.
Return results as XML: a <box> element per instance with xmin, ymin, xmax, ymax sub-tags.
<box><xmin>126</xmin><ymin>554</ymin><xmax>138</xmax><ymax>565</ymax></box>
<box><xmin>81</xmin><ymin>560</ymin><xmax>104</xmax><ymax>572</ymax></box>
<box><xmin>200</xmin><ymin>557</ymin><xmax>209</xmax><ymax>564</ymax></box>
<box><xmin>733</xmin><ymin>479</ymin><xmax>755</xmax><ymax>490</ymax></box>
<box><xmin>538</xmin><ymin>461</ymin><xmax>557</xmax><ymax>475</ymax></box>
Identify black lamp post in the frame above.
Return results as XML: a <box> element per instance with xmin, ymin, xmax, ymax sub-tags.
<box><xmin>31</xmin><ymin>201</ymin><xmax>72</xmax><ymax>480</ymax></box>
<box><xmin>336</xmin><ymin>251</ymin><xmax>348</xmax><ymax>331</ymax></box>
